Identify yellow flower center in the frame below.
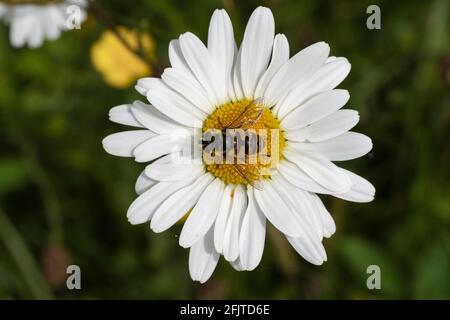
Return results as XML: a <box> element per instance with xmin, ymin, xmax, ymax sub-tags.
<box><xmin>202</xmin><ymin>99</ymin><xmax>285</xmax><ymax>186</ymax></box>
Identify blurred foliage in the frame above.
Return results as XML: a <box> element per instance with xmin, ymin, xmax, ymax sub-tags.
<box><xmin>0</xmin><ymin>0</ymin><xmax>449</xmax><ymax>299</ymax></box>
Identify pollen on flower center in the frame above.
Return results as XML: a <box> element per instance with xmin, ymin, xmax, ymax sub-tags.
<box><xmin>201</xmin><ymin>99</ymin><xmax>285</xmax><ymax>185</ymax></box>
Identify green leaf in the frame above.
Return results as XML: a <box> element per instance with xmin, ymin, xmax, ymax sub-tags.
<box><xmin>413</xmin><ymin>238</ymin><xmax>450</xmax><ymax>299</ymax></box>
<box><xmin>0</xmin><ymin>158</ymin><xmax>28</xmax><ymax>195</ymax></box>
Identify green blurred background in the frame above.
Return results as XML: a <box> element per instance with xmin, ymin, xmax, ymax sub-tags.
<box><xmin>0</xmin><ymin>0</ymin><xmax>449</xmax><ymax>299</ymax></box>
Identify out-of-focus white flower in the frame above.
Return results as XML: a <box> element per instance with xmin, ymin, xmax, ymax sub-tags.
<box><xmin>0</xmin><ymin>0</ymin><xmax>87</xmax><ymax>48</ymax></box>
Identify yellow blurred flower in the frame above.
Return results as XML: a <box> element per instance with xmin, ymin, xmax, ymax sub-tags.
<box><xmin>91</xmin><ymin>27</ymin><xmax>155</xmax><ymax>89</ymax></box>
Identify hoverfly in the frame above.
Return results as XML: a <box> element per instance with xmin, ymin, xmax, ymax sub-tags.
<box><xmin>202</xmin><ymin>98</ymin><xmax>268</xmax><ymax>190</ymax></box>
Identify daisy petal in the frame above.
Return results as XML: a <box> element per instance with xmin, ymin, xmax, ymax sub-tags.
<box><xmin>180</xmin><ymin>179</ymin><xmax>224</xmax><ymax>248</ymax></box>
<box><xmin>309</xmin><ymin>193</ymin><xmax>336</xmax><ymax>238</ymax></box>
<box><xmin>277</xmin><ymin>57</ymin><xmax>351</xmax><ymax>118</ymax></box>
<box><xmin>208</xmin><ymin>9</ymin><xmax>236</xmax><ymax>102</ymax></box>
<box><xmin>230</xmin><ymin>258</ymin><xmax>244</xmax><ymax>271</ymax></box>
<box><xmin>135</xmin><ymin>170</ymin><xmax>157</xmax><ymax>195</ymax></box>
<box><xmin>10</xmin><ymin>13</ymin><xmax>32</xmax><ymax>48</ymax></box>
<box><xmin>239</xmin><ymin>187</ymin><xmax>266</xmax><ymax>271</ymax></box>
<box><xmin>108</xmin><ymin>104</ymin><xmax>143</xmax><ymax>128</ymax></box>
<box><xmin>286</xmin><ymin>236</ymin><xmax>327</xmax><ymax>265</ymax></box>
<box><xmin>127</xmin><ymin>179</ymin><xmax>195</xmax><ymax>225</ymax></box>
<box><xmin>239</xmin><ymin>6</ymin><xmax>275</xmax><ymax>98</ymax></box>
<box><xmin>208</xmin><ymin>9</ymin><xmax>235</xmax><ymax>72</ymax></box>
<box><xmin>284</xmin><ymin>148</ymin><xmax>351</xmax><ymax>193</ymax></box>
<box><xmin>28</xmin><ymin>14</ymin><xmax>44</xmax><ymax>48</ymax></box>
<box><xmin>179</xmin><ymin>32</ymin><xmax>225</xmax><ymax>105</ymax></box>
<box><xmin>133</xmin><ymin>134</ymin><xmax>184</xmax><ymax>163</ymax></box>
<box><xmin>265</xmin><ymin>42</ymin><xmax>330</xmax><ymax>107</ymax></box>
<box><xmin>102</xmin><ymin>130</ymin><xmax>155</xmax><ymax>157</ymax></box>
<box><xmin>253</xmin><ymin>180</ymin><xmax>303</xmax><ymax>238</ymax></box>
<box><xmin>334</xmin><ymin>169</ymin><xmax>375</xmax><ymax>203</ymax></box>
<box><xmin>281</xmin><ymin>89</ymin><xmax>350</xmax><ymax>130</ymax></box>
<box><xmin>150</xmin><ymin>174</ymin><xmax>214</xmax><ymax>233</ymax></box>
<box><xmin>232</xmin><ymin>48</ymin><xmax>245</xmax><ymax>100</ymax></box>
<box><xmin>273</xmin><ymin>175</ymin><xmax>323</xmax><ymax>240</ymax></box>
<box><xmin>223</xmin><ymin>185</ymin><xmax>247</xmax><ymax>262</ymax></box>
<box><xmin>135</xmin><ymin>77</ymin><xmax>166</xmax><ymax>96</ymax></box>
<box><xmin>168</xmin><ymin>39</ymin><xmax>189</xmax><ymax>72</ymax></box>
<box><xmin>326</xmin><ymin>56</ymin><xmax>338</xmax><ymax>63</ymax></box>
<box><xmin>214</xmin><ymin>185</ymin><xmax>234</xmax><ymax>253</ymax></box>
<box><xmin>131</xmin><ymin>100</ymin><xmax>188</xmax><ymax>135</ymax></box>
<box><xmin>254</xmin><ymin>34</ymin><xmax>290</xmax><ymax>98</ymax></box>
<box><xmin>147</xmin><ymin>86</ymin><xmax>204</xmax><ymax>128</ymax></box>
<box><xmin>144</xmin><ymin>153</ymin><xmax>204</xmax><ymax>182</ymax></box>
<box><xmin>278</xmin><ymin>159</ymin><xmax>333</xmax><ymax>194</ymax></box>
<box><xmin>290</xmin><ymin>132</ymin><xmax>373</xmax><ymax>161</ymax></box>
<box><xmin>284</xmin><ymin>109</ymin><xmax>359</xmax><ymax>142</ymax></box>
<box><xmin>43</xmin><ymin>7</ymin><xmax>61</xmax><ymax>40</ymax></box>
<box><xmin>189</xmin><ymin>227</ymin><xmax>220</xmax><ymax>283</ymax></box>
<box><xmin>161</xmin><ymin>68</ymin><xmax>214</xmax><ymax>114</ymax></box>
<box><xmin>9</xmin><ymin>24</ymin><xmax>23</xmax><ymax>49</ymax></box>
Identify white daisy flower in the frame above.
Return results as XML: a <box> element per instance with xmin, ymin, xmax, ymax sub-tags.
<box><xmin>103</xmin><ymin>6</ymin><xmax>375</xmax><ymax>283</ymax></box>
<box><xmin>0</xmin><ymin>0</ymin><xmax>87</xmax><ymax>48</ymax></box>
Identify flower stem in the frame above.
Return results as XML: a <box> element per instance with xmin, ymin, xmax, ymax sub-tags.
<box><xmin>0</xmin><ymin>207</ymin><xmax>53</xmax><ymax>299</ymax></box>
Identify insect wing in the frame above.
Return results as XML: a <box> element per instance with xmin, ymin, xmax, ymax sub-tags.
<box><xmin>233</xmin><ymin>164</ymin><xmax>264</xmax><ymax>190</ymax></box>
<box><xmin>225</xmin><ymin>98</ymin><xmax>265</xmax><ymax>129</ymax></box>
